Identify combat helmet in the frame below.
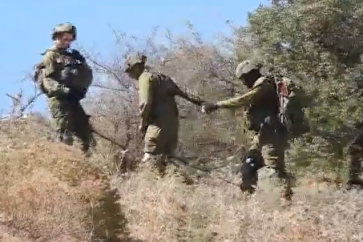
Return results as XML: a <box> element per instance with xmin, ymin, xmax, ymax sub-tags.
<box><xmin>51</xmin><ymin>23</ymin><xmax>77</xmax><ymax>40</ymax></box>
<box><xmin>124</xmin><ymin>53</ymin><xmax>147</xmax><ymax>72</ymax></box>
<box><xmin>235</xmin><ymin>60</ymin><xmax>262</xmax><ymax>79</ymax></box>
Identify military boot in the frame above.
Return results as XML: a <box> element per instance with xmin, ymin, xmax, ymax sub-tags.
<box><xmin>139</xmin><ymin>153</ymin><xmax>151</xmax><ymax>170</ymax></box>
<box><xmin>54</xmin><ymin>131</ymin><xmax>73</xmax><ymax>145</ymax></box>
<box><xmin>240</xmin><ymin>182</ymin><xmax>257</xmax><ymax>195</ymax></box>
<box><xmin>154</xmin><ymin>154</ymin><xmax>167</xmax><ymax>177</ymax></box>
<box><xmin>347</xmin><ymin>173</ymin><xmax>363</xmax><ymax>189</ymax></box>
<box><xmin>347</xmin><ymin>156</ymin><xmax>363</xmax><ymax>189</ymax></box>
<box><xmin>81</xmin><ymin>144</ymin><xmax>92</xmax><ymax>158</ymax></box>
<box><xmin>140</xmin><ymin>153</ymin><xmax>165</xmax><ymax>177</ymax></box>
<box><xmin>54</xmin><ymin>132</ymin><xmax>63</xmax><ymax>143</ymax></box>
<box><xmin>277</xmin><ymin>170</ymin><xmax>293</xmax><ymax>201</ymax></box>
<box><xmin>62</xmin><ymin>131</ymin><xmax>74</xmax><ymax>145</ymax></box>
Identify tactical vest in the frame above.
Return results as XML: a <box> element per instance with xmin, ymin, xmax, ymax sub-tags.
<box><xmin>34</xmin><ymin>49</ymin><xmax>92</xmax><ymax>93</ymax></box>
<box><xmin>57</xmin><ymin>50</ymin><xmax>93</xmax><ymax>91</ymax></box>
<box><xmin>246</xmin><ymin>77</ymin><xmax>280</xmax><ymax>132</ymax></box>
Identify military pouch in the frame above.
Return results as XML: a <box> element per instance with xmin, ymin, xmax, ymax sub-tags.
<box><xmin>246</xmin><ymin>111</ymin><xmax>279</xmax><ymax>132</ymax></box>
<box><xmin>240</xmin><ymin>153</ymin><xmax>264</xmax><ymax>193</ymax></box>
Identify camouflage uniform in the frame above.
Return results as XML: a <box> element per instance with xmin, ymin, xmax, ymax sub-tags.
<box><xmin>124</xmin><ymin>54</ymin><xmax>204</xmax><ymax>174</ymax></box>
<box><xmin>39</xmin><ymin>23</ymin><xmax>95</xmax><ymax>153</ymax></box>
<box><xmin>203</xmin><ymin>60</ymin><xmax>293</xmax><ymax>200</ymax></box>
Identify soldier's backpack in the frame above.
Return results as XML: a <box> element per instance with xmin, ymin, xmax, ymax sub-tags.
<box><xmin>274</xmin><ymin>76</ymin><xmax>310</xmax><ymax>139</ymax></box>
<box><xmin>33</xmin><ymin>61</ymin><xmax>47</xmax><ymax>94</ymax></box>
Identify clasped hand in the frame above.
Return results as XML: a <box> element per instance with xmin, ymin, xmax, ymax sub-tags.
<box><xmin>201</xmin><ymin>102</ymin><xmax>219</xmax><ymax>114</ymax></box>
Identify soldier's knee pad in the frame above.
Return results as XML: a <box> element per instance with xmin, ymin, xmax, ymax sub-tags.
<box><xmin>240</xmin><ymin>158</ymin><xmax>258</xmax><ymax>194</ymax></box>
<box><xmin>241</xmin><ymin>150</ymin><xmax>264</xmax><ymax>169</ymax></box>
<box><xmin>240</xmin><ymin>154</ymin><xmax>262</xmax><ymax>182</ymax></box>
<box><xmin>241</xmin><ymin>156</ymin><xmax>259</xmax><ymax>176</ymax></box>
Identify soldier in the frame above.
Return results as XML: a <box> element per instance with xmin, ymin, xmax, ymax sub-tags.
<box><xmin>34</xmin><ymin>23</ymin><xmax>95</xmax><ymax>154</ymax></box>
<box><xmin>123</xmin><ymin>54</ymin><xmax>204</xmax><ymax>174</ymax></box>
<box><xmin>202</xmin><ymin>60</ymin><xmax>293</xmax><ymax>200</ymax></box>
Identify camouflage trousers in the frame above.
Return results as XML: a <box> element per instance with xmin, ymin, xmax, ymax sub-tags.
<box><xmin>140</xmin><ymin>117</ymin><xmax>179</xmax><ymax>175</ymax></box>
<box><xmin>348</xmin><ymin>128</ymin><xmax>363</xmax><ymax>186</ymax></box>
<box><xmin>242</xmin><ymin>127</ymin><xmax>293</xmax><ymax>199</ymax></box>
<box><xmin>143</xmin><ymin>117</ymin><xmax>179</xmax><ymax>155</ymax></box>
<box><xmin>47</xmin><ymin>97</ymin><xmax>96</xmax><ymax>153</ymax></box>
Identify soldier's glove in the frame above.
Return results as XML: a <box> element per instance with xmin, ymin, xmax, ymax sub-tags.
<box><xmin>71</xmin><ymin>49</ymin><xmax>86</xmax><ymax>62</ymax></box>
<box><xmin>50</xmin><ymin>85</ymin><xmax>70</xmax><ymax>99</ymax></box>
<box><xmin>202</xmin><ymin>102</ymin><xmax>219</xmax><ymax>114</ymax></box>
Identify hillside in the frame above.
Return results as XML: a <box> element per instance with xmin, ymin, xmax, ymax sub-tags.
<box><xmin>3</xmin><ymin>0</ymin><xmax>363</xmax><ymax>241</ymax></box>
<box><xmin>0</xmin><ymin>118</ymin><xmax>362</xmax><ymax>242</ymax></box>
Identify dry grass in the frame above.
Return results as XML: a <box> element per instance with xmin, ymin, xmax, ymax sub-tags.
<box><xmin>0</xmin><ymin>119</ymin><xmax>363</xmax><ymax>241</ymax></box>
<box><xmin>0</xmin><ymin>118</ymin><xmax>129</xmax><ymax>242</ymax></box>
<box><xmin>4</xmin><ymin>6</ymin><xmax>363</xmax><ymax>239</ymax></box>
<box><xmin>117</xmin><ymin>168</ymin><xmax>363</xmax><ymax>242</ymax></box>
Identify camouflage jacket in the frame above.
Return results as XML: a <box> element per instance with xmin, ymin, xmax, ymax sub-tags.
<box><xmin>39</xmin><ymin>46</ymin><xmax>92</xmax><ymax>98</ymax></box>
<box><xmin>216</xmin><ymin>76</ymin><xmax>280</xmax><ymax>131</ymax></box>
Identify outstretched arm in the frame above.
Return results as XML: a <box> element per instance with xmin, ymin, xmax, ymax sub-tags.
<box><xmin>174</xmin><ymin>85</ymin><xmax>205</xmax><ymax>106</ymax></box>
<box><xmin>216</xmin><ymin>84</ymin><xmax>269</xmax><ymax>109</ymax></box>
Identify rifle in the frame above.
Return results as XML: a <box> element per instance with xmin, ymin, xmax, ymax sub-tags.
<box><xmin>90</xmin><ymin>127</ymin><xmax>127</xmax><ymax>149</ymax></box>
<box><xmin>85</xmin><ymin>114</ymin><xmax>127</xmax><ymax>149</ymax></box>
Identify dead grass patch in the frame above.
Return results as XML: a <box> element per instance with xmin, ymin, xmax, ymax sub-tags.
<box><xmin>116</xmin><ymin>167</ymin><xmax>363</xmax><ymax>242</ymax></box>
<box><xmin>0</xmin><ymin>138</ymin><xmax>129</xmax><ymax>241</ymax></box>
